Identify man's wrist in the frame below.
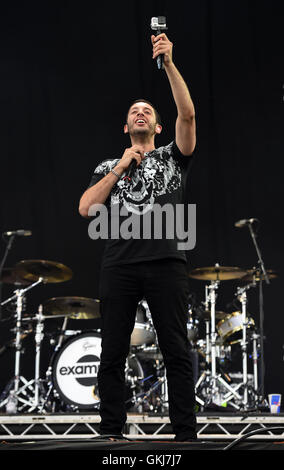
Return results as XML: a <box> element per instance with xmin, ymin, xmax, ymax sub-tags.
<box><xmin>112</xmin><ymin>164</ymin><xmax>125</xmax><ymax>177</ymax></box>
<box><xmin>110</xmin><ymin>169</ymin><xmax>121</xmax><ymax>180</ymax></box>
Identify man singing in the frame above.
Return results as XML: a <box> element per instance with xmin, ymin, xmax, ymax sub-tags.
<box><xmin>79</xmin><ymin>33</ymin><xmax>197</xmax><ymax>441</ymax></box>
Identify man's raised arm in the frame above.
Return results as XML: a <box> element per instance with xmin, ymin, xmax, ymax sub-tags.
<box><xmin>151</xmin><ymin>33</ymin><xmax>196</xmax><ymax>156</ymax></box>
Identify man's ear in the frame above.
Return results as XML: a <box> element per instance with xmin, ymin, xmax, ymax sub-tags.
<box><xmin>155</xmin><ymin>124</ymin><xmax>162</xmax><ymax>135</ymax></box>
<box><xmin>124</xmin><ymin>123</ymin><xmax>129</xmax><ymax>134</ymax></box>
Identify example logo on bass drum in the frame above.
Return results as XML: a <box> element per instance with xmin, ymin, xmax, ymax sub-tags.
<box><xmin>59</xmin><ymin>354</ymin><xmax>100</xmax><ymax>386</ymax></box>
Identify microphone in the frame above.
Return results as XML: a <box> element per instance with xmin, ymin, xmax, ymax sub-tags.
<box><xmin>234</xmin><ymin>218</ymin><xmax>258</xmax><ymax>228</ymax></box>
<box><xmin>3</xmin><ymin>230</ymin><xmax>32</xmax><ymax>237</ymax></box>
<box><xmin>150</xmin><ymin>16</ymin><xmax>168</xmax><ymax>70</ymax></box>
<box><xmin>123</xmin><ymin>159</ymin><xmax>138</xmax><ymax>182</ymax></box>
<box><xmin>123</xmin><ymin>151</ymin><xmax>145</xmax><ymax>182</ymax></box>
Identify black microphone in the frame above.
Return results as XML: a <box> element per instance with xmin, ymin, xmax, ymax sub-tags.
<box><xmin>150</xmin><ymin>16</ymin><xmax>168</xmax><ymax>70</ymax></box>
<box><xmin>3</xmin><ymin>230</ymin><xmax>32</xmax><ymax>237</ymax></box>
<box><xmin>123</xmin><ymin>159</ymin><xmax>138</xmax><ymax>182</ymax></box>
<box><xmin>234</xmin><ymin>218</ymin><xmax>258</xmax><ymax>228</ymax></box>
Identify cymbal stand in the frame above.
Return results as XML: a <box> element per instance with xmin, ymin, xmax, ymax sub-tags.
<box><xmin>238</xmin><ymin>285</ymin><xmax>250</xmax><ymax>407</ymax></box>
<box><xmin>54</xmin><ymin>315</ymin><xmax>69</xmax><ymax>351</ymax></box>
<box><xmin>0</xmin><ymin>278</ymin><xmax>44</xmax><ymax>412</ymax></box>
<box><xmin>252</xmin><ymin>331</ymin><xmax>260</xmax><ymax>396</ymax></box>
<box><xmin>221</xmin><ymin>285</ymin><xmax>251</xmax><ymax>409</ymax></box>
<box><xmin>222</xmin><ymin>283</ymin><xmax>261</xmax><ymax>409</ymax></box>
<box><xmin>33</xmin><ymin>305</ymin><xmax>45</xmax><ymax>409</ymax></box>
<box><xmin>194</xmin><ymin>289</ymin><xmax>211</xmax><ymax>407</ymax></box>
<box><xmin>247</xmin><ymin>222</ymin><xmax>270</xmax><ymax>402</ymax></box>
<box><xmin>195</xmin><ymin>280</ymin><xmax>242</xmax><ymax>409</ymax></box>
<box><xmin>36</xmin><ymin>314</ymin><xmax>72</xmax><ymax>413</ymax></box>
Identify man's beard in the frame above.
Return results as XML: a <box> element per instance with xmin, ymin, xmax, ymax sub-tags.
<box><xmin>128</xmin><ymin>122</ymin><xmax>156</xmax><ymax>139</ymax></box>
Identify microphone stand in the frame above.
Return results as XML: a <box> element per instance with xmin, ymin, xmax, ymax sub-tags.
<box><xmin>247</xmin><ymin>222</ymin><xmax>270</xmax><ymax>404</ymax></box>
<box><xmin>0</xmin><ymin>234</ymin><xmax>16</xmax><ymax>320</ymax></box>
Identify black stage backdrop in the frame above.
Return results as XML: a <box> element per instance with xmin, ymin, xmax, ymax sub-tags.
<box><xmin>0</xmin><ymin>2</ymin><xmax>283</xmax><ymax>402</ymax></box>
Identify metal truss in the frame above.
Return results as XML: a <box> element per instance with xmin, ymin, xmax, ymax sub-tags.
<box><xmin>0</xmin><ymin>413</ymin><xmax>284</xmax><ymax>440</ymax></box>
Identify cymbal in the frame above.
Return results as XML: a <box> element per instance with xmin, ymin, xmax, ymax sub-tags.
<box><xmin>0</xmin><ymin>267</ymin><xmax>31</xmax><ymax>286</ymax></box>
<box><xmin>240</xmin><ymin>269</ymin><xmax>277</xmax><ymax>283</ymax></box>
<box><xmin>188</xmin><ymin>266</ymin><xmax>248</xmax><ymax>281</ymax></box>
<box><xmin>43</xmin><ymin>296</ymin><xmax>100</xmax><ymax>319</ymax></box>
<box><xmin>15</xmin><ymin>260</ymin><xmax>73</xmax><ymax>283</ymax></box>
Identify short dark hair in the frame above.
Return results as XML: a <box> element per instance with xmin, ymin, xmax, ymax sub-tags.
<box><xmin>126</xmin><ymin>99</ymin><xmax>162</xmax><ymax>126</ymax></box>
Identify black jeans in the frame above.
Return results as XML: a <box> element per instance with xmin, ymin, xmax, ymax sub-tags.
<box><xmin>98</xmin><ymin>258</ymin><xmax>197</xmax><ymax>440</ymax></box>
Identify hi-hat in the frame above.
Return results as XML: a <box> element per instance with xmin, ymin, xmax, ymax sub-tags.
<box><xmin>43</xmin><ymin>296</ymin><xmax>100</xmax><ymax>319</ymax></box>
<box><xmin>15</xmin><ymin>260</ymin><xmax>73</xmax><ymax>283</ymax></box>
<box><xmin>189</xmin><ymin>266</ymin><xmax>247</xmax><ymax>281</ymax></box>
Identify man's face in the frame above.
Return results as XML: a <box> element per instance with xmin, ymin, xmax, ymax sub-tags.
<box><xmin>125</xmin><ymin>102</ymin><xmax>159</xmax><ymax>137</ymax></box>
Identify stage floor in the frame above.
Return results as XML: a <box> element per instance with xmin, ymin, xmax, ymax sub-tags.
<box><xmin>0</xmin><ymin>411</ymin><xmax>284</xmax><ymax>451</ymax></box>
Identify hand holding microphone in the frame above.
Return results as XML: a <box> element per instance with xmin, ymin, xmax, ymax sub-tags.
<box><xmin>114</xmin><ymin>146</ymin><xmax>144</xmax><ymax>182</ymax></box>
<box><xmin>150</xmin><ymin>17</ymin><xmax>169</xmax><ymax>70</ymax></box>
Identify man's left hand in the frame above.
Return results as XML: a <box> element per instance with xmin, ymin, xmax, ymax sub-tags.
<box><xmin>151</xmin><ymin>33</ymin><xmax>173</xmax><ymax>67</ymax></box>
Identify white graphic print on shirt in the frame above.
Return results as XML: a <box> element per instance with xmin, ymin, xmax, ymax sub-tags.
<box><xmin>93</xmin><ymin>143</ymin><xmax>181</xmax><ymax>215</ymax></box>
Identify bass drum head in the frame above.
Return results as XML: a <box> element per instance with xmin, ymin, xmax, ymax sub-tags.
<box><xmin>52</xmin><ymin>331</ymin><xmax>101</xmax><ymax>409</ymax></box>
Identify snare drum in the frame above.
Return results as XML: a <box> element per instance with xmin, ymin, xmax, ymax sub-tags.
<box><xmin>217</xmin><ymin>311</ymin><xmax>255</xmax><ymax>345</ymax></box>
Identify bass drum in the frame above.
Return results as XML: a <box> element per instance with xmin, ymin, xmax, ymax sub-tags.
<box><xmin>50</xmin><ymin>331</ymin><xmax>146</xmax><ymax>411</ymax></box>
<box><xmin>52</xmin><ymin>331</ymin><xmax>102</xmax><ymax>409</ymax></box>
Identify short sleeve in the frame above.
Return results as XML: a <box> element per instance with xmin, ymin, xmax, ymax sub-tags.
<box><xmin>87</xmin><ymin>157</ymin><xmax>120</xmax><ymax>189</ymax></box>
<box><xmin>87</xmin><ymin>172</ymin><xmax>105</xmax><ymax>189</ymax></box>
<box><xmin>172</xmin><ymin>140</ymin><xmax>195</xmax><ymax>169</ymax></box>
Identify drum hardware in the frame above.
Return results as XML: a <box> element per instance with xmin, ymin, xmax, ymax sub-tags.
<box><xmin>195</xmin><ymin>286</ymin><xmax>242</xmax><ymax>408</ymax></box>
<box><xmin>227</xmin><ymin>269</ymin><xmax>272</xmax><ymax>409</ymax></box>
<box><xmin>0</xmin><ymin>233</ymin><xmax>21</xmax><ymax>321</ymax></box>
<box><xmin>38</xmin><ymin>297</ymin><xmax>102</xmax><ymax>413</ymax></box>
<box><xmin>238</xmin><ymin>220</ymin><xmax>272</xmax><ymax>405</ymax></box>
<box><xmin>191</xmin><ymin>261</ymin><xmax>273</xmax><ymax>410</ymax></box>
<box><xmin>128</xmin><ymin>375</ymin><xmax>168</xmax><ymax>413</ymax></box>
<box><xmin>33</xmin><ymin>305</ymin><xmax>45</xmax><ymax>409</ymax></box>
<box><xmin>0</xmin><ymin>260</ymin><xmax>73</xmax><ymax>413</ymax></box>
<box><xmin>125</xmin><ymin>354</ymin><xmax>148</xmax><ymax>412</ymax></box>
<box><xmin>0</xmin><ymin>278</ymin><xmax>44</xmax><ymax>413</ymax></box>
<box><xmin>54</xmin><ymin>315</ymin><xmax>69</xmax><ymax>352</ymax></box>
<box><xmin>251</xmin><ymin>331</ymin><xmax>260</xmax><ymax>394</ymax></box>
<box><xmin>224</xmin><ymin>286</ymin><xmax>251</xmax><ymax>408</ymax></box>
<box><xmin>186</xmin><ymin>305</ymin><xmax>199</xmax><ymax>343</ymax></box>
<box><xmin>125</xmin><ymin>356</ymin><xmax>169</xmax><ymax>414</ymax></box>
<box><xmin>191</xmin><ymin>264</ymin><xmax>252</xmax><ymax>410</ymax></box>
<box><xmin>35</xmin><ymin>296</ymin><xmax>102</xmax><ymax>412</ymax></box>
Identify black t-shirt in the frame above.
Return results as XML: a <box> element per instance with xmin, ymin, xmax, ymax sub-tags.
<box><xmin>87</xmin><ymin>141</ymin><xmax>194</xmax><ymax>268</ymax></box>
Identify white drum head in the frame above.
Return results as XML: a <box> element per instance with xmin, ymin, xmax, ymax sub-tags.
<box><xmin>52</xmin><ymin>332</ymin><xmax>101</xmax><ymax>408</ymax></box>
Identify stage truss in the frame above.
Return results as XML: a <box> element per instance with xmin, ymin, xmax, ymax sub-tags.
<box><xmin>0</xmin><ymin>413</ymin><xmax>284</xmax><ymax>441</ymax></box>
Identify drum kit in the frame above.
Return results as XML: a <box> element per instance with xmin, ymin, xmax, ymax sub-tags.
<box><xmin>0</xmin><ymin>260</ymin><xmax>167</xmax><ymax>414</ymax></box>
<box><xmin>189</xmin><ymin>263</ymin><xmax>276</xmax><ymax>411</ymax></box>
<box><xmin>0</xmin><ymin>258</ymin><xmax>277</xmax><ymax>414</ymax></box>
